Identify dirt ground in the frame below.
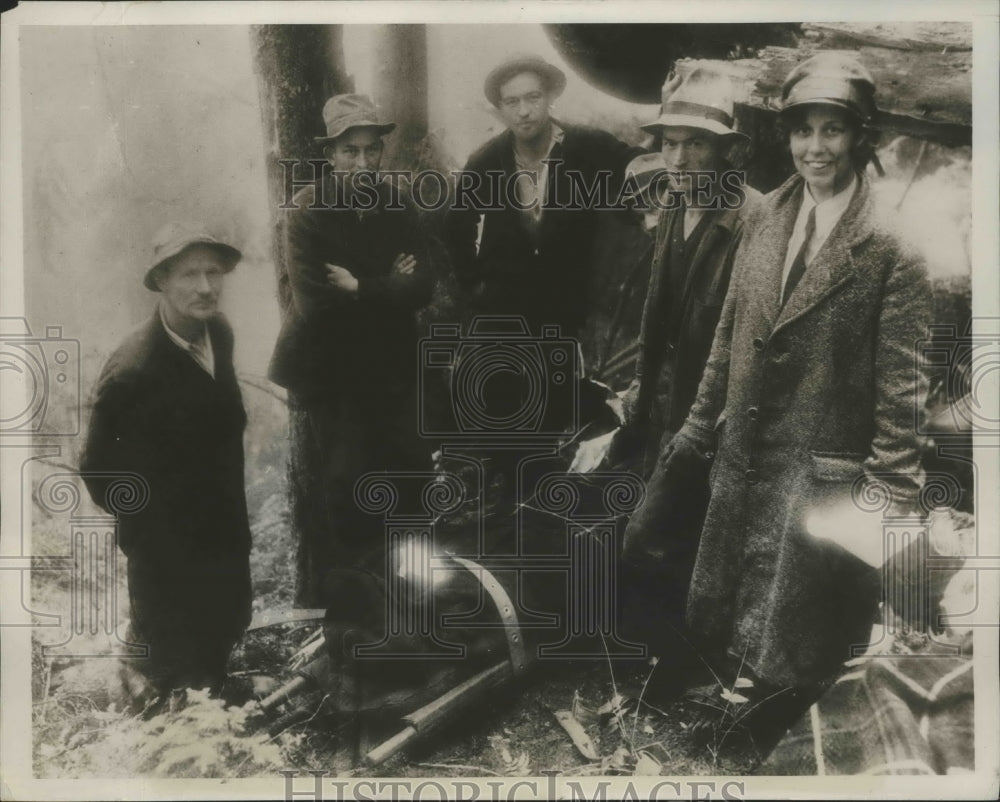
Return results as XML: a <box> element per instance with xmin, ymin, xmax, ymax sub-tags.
<box><xmin>227</xmin><ymin>623</ymin><xmax>763</xmax><ymax>779</ymax></box>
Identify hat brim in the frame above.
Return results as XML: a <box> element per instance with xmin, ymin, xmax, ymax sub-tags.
<box><xmin>145</xmin><ymin>241</ymin><xmax>241</xmax><ymax>291</ymax></box>
<box><xmin>640</xmin><ymin>114</ymin><xmax>748</xmax><ymax>140</ymax></box>
<box><xmin>315</xmin><ymin>121</ymin><xmax>396</xmax><ymax>145</ymax></box>
<box><xmin>778</xmin><ymin>98</ymin><xmax>866</xmax><ymax>120</ymax></box>
<box><xmin>484</xmin><ymin>59</ymin><xmax>567</xmax><ymax>107</ymax></box>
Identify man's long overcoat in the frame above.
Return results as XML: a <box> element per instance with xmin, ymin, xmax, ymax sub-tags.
<box><xmin>81</xmin><ymin>313</ymin><xmax>252</xmax><ymax>691</ymax></box>
<box><xmin>682</xmin><ymin>173</ymin><xmax>931</xmax><ymax>687</ymax></box>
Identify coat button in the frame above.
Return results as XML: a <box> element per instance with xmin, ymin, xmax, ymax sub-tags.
<box><xmin>752</xmin><ymin>337</ymin><xmax>765</xmax><ymax>351</ymax></box>
<box><xmin>745</xmin><ymin>468</ymin><xmax>759</xmax><ymax>484</ymax></box>
<box><xmin>747</xmin><ymin>406</ymin><xmax>759</xmax><ymax>420</ymax></box>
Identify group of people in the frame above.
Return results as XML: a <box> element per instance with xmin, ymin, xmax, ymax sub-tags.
<box><xmin>81</xmin><ymin>49</ymin><xmax>931</xmax><ymax>729</ymax></box>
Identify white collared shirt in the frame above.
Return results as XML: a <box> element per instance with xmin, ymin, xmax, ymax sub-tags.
<box><xmin>781</xmin><ymin>173</ymin><xmax>858</xmax><ymax>287</ymax></box>
<box><xmin>159</xmin><ymin>305</ymin><xmax>215</xmax><ymax>378</ymax></box>
<box><xmin>513</xmin><ymin>122</ymin><xmax>565</xmax><ymax>227</ymax></box>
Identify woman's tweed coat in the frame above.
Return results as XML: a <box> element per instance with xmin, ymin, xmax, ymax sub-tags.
<box><xmin>679</xmin><ymin>172</ymin><xmax>931</xmax><ymax>688</ymax></box>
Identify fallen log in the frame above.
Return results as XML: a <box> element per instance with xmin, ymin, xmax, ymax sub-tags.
<box><xmin>672</xmin><ymin>22</ymin><xmax>971</xmax><ymax>148</ymax></box>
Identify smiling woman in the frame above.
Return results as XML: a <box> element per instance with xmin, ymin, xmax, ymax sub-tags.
<box><xmin>668</xmin><ymin>51</ymin><xmax>934</xmax><ymax>713</ymax></box>
<box><xmin>787</xmin><ymin>108</ymin><xmax>859</xmax><ymax>202</ymax></box>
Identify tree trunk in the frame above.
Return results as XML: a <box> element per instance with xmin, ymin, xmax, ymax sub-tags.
<box><xmin>250</xmin><ymin>25</ymin><xmax>353</xmax><ymax>309</ymax></box>
<box><xmin>250</xmin><ymin>25</ymin><xmax>356</xmax><ymax>610</ymax></box>
<box><xmin>371</xmin><ymin>25</ymin><xmax>429</xmax><ymax>172</ymax></box>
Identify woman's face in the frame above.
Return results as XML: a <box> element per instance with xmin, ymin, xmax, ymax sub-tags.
<box><xmin>788</xmin><ymin>106</ymin><xmax>859</xmax><ymax>202</ymax></box>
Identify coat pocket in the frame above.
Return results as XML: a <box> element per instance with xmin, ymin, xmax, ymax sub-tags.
<box><xmin>809</xmin><ymin>451</ymin><xmax>867</xmax><ymax>483</ymax></box>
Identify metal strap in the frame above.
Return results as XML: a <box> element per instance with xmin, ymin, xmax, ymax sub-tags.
<box><xmin>448</xmin><ymin>555</ymin><xmax>529</xmax><ymax>676</ymax></box>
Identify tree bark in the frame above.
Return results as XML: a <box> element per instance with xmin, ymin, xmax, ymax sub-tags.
<box><xmin>371</xmin><ymin>25</ymin><xmax>429</xmax><ymax>172</ymax></box>
<box><xmin>251</xmin><ymin>26</ymin><xmax>356</xmax><ymax>610</ymax></box>
<box><xmin>251</xmin><ymin>25</ymin><xmax>353</xmax><ymax>309</ymax></box>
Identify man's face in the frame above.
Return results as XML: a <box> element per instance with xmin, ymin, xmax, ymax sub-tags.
<box><xmin>788</xmin><ymin>106</ymin><xmax>858</xmax><ymax>201</ymax></box>
<box><xmin>660</xmin><ymin>126</ymin><xmax>723</xmax><ymax>196</ymax></box>
<box><xmin>497</xmin><ymin>72</ymin><xmax>552</xmax><ymax>144</ymax></box>
<box><xmin>156</xmin><ymin>245</ymin><xmax>226</xmax><ymax>325</ymax></box>
<box><xmin>325</xmin><ymin>128</ymin><xmax>384</xmax><ymax>175</ymax></box>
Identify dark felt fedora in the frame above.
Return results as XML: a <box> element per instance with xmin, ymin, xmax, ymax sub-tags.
<box><xmin>484</xmin><ymin>54</ymin><xmax>567</xmax><ymax>107</ymax></box>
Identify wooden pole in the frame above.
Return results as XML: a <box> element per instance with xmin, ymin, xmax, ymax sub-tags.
<box><xmin>364</xmin><ymin>661</ymin><xmax>514</xmax><ymax>767</ymax></box>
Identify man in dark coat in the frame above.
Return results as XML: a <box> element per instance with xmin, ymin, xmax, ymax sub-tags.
<box><xmin>268</xmin><ymin>94</ymin><xmax>434</xmax><ymax>607</ymax></box>
<box><xmin>614</xmin><ymin>69</ymin><xmax>762</xmax><ymax>664</ymax></box>
<box><xmin>81</xmin><ymin>223</ymin><xmax>252</xmax><ymax>705</ymax></box>
<box><xmin>446</xmin><ymin>54</ymin><xmax>643</xmax><ymax>339</ymax></box>
<box><xmin>618</xmin><ymin>69</ymin><xmax>763</xmax><ymax>476</ymax></box>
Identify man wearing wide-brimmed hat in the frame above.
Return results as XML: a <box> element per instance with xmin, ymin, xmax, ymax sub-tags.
<box><xmin>614</xmin><ymin>68</ymin><xmax>762</xmax><ymax>661</ymax></box>
<box><xmin>268</xmin><ymin>94</ymin><xmax>433</xmax><ymax>608</ymax></box>
<box><xmin>621</xmin><ymin>68</ymin><xmax>763</xmax><ymax>472</ymax></box>
<box><xmin>446</xmin><ymin>54</ymin><xmax>643</xmax><ymax>339</ymax></box>
<box><xmin>81</xmin><ymin>223</ymin><xmax>252</xmax><ymax>710</ymax></box>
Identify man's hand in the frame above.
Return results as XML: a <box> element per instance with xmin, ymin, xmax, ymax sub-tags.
<box><xmin>326</xmin><ymin>263</ymin><xmax>359</xmax><ymax>295</ymax></box>
<box><xmin>392</xmin><ymin>253</ymin><xmax>417</xmax><ymax>276</ymax></box>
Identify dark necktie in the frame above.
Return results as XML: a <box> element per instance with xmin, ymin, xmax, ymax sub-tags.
<box><xmin>782</xmin><ymin>206</ymin><xmax>817</xmax><ymax>305</ymax></box>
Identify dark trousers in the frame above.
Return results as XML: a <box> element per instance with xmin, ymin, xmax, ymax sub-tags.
<box><xmin>125</xmin><ymin>546</ymin><xmax>251</xmax><ymax>698</ymax></box>
<box><xmin>619</xmin><ymin>444</ymin><xmax>711</xmax><ymax>655</ymax></box>
<box><xmin>289</xmin><ymin>388</ymin><xmax>432</xmax><ymax>608</ymax></box>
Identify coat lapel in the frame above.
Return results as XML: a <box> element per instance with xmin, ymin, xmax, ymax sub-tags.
<box><xmin>745</xmin><ymin>177</ymin><xmax>803</xmax><ymax>335</ymax></box>
<box><xmin>774</xmin><ymin>175</ymin><xmax>875</xmax><ymax>333</ymax></box>
<box><xmin>683</xmin><ymin>207</ymin><xmax>738</xmax><ymax>300</ymax></box>
<box><xmin>151</xmin><ymin>311</ymin><xmax>227</xmax><ymax>389</ymax></box>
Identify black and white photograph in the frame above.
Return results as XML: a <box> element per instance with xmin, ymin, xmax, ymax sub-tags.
<box><xmin>0</xmin><ymin>2</ymin><xmax>996</xmax><ymax>799</ymax></box>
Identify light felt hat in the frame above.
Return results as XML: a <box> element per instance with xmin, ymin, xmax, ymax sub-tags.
<box><xmin>145</xmin><ymin>222</ymin><xmax>241</xmax><ymax>291</ymax></box>
<box><xmin>641</xmin><ymin>68</ymin><xmax>748</xmax><ymax>140</ymax></box>
<box><xmin>314</xmin><ymin>94</ymin><xmax>396</xmax><ymax>145</ymax></box>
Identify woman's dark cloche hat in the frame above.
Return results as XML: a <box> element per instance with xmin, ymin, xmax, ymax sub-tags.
<box><xmin>484</xmin><ymin>54</ymin><xmax>567</xmax><ymax>107</ymax></box>
<box><xmin>780</xmin><ymin>52</ymin><xmax>877</xmax><ymax>122</ymax></box>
